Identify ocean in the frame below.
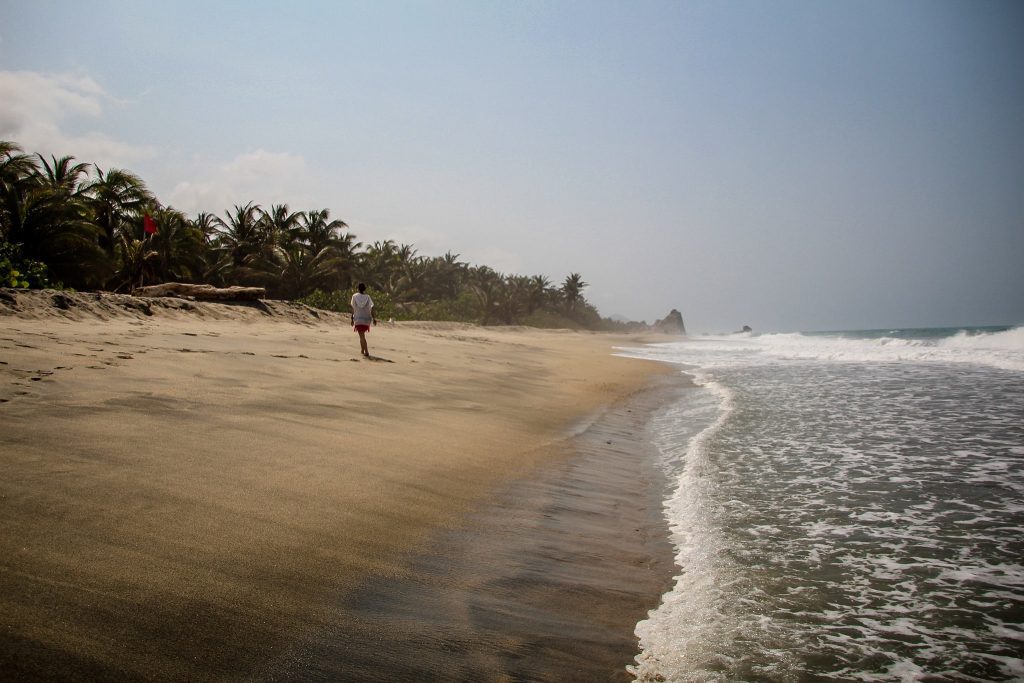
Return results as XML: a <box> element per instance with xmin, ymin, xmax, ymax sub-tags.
<box><xmin>618</xmin><ymin>326</ymin><xmax>1024</xmax><ymax>682</ymax></box>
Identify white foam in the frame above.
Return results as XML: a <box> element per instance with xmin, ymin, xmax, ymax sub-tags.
<box><xmin>621</xmin><ymin>328</ymin><xmax>1024</xmax><ymax>681</ymax></box>
<box><xmin>617</xmin><ymin>326</ymin><xmax>1024</xmax><ymax>373</ymax></box>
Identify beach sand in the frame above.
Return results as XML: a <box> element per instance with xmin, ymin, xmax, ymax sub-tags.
<box><xmin>0</xmin><ymin>290</ymin><xmax>679</xmax><ymax>681</ymax></box>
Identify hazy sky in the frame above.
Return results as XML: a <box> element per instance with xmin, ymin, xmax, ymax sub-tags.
<box><xmin>2</xmin><ymin>0</ymin><xmax>1022</xmax><ymax>332</ymax></box>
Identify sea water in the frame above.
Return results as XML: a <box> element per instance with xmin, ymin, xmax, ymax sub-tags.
<box><xmin>619</xmin><ymin>327</ymin><xmax>1024</xmax><ymax>682</ymax></box>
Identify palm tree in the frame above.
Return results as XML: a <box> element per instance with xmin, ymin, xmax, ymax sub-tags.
<box><xmin>358</xmin><ymin>239</ymin><xmax>399</xmax><ymax>291</ymax></box>
<box><xmin>395</xmin><ymin>243</ymin><xmax>418</xmax><ymax>265</ymax></box>
<box><xmin>211</xmin><ymin>202</ymin><xmax>265</xmax><ymax>283</ymax></box>
<box><xmin>297</xmin><ymin>209</ymin><xmax>349</xmax><ymax>252</ymax></box>
<box><xmin>0</xmin><ymin>142</ymin><xmax>39</xmax><ymax>241</ymax></box>
<box><xmin>37</xmin><ymin>155</ymin><xmax>90</xmax><ymax>196</ymax></box>
<box><xmin>385</xmin><ymin>243</ymin><xmax>425</xmax><ymax>304</ymax></box>
<box><xmin>149</xmin><ymin>207</ymin><xmax>207</xmax><ymax>283</ymax></box>
<box><xmin>390</xmin><ymin>255</ymin><xmax>431</xmax><ymax>308</ymax></box>
<box><xmin>1</xmin><ymin>148</ymin><xmax>106</xmax><ymax>288</ymax></box>
<box><xmin>435</xmin><ymin>251</ymin><xmax>468</xmax><ymax>300</ymax></box>
<box><xmin>2</xmin><ymin>183</ymin><xmax>106</xmax><ymax>288</ymax></box>
<box><xmin>259</xmin><ymin>204</ymin><xmax>304</xmax><ymax>249</ymax></box>
<box><xmin>187</xmin><ymin>212</ymin><xmax>223</xmax><ymax>285</ymax></box>
<box><xmin>192</xmin><ymin>212</ymin><xmax>219</xmax><ymax>242</ymax></box>
<box><xmin>561</xmin><ymin>272</ymin><xmax>588</xmax><ymax>316</ymax></box>
<box><xmin>298</xmin><ymin>209</ymin><xmax>358</xmax><ymax>289</ymax></box>
<box><xmin>0</xmin><ymin>142</ymin><xmax>37</xmax><ymax>194</ymax></box>
<box><xmin>468</xmin><ymin>266</ymin><xmax>503</xmax><ymax>325</ymax></box>
<box><xmin>525</xmin><ymin>275</ymin><xmax>552</xmax><ymax>316</ymax></box>
<box><xmin>113</xmin><ymin>233</ymin><xmax>159</xmax><ymax>291</ymax></box>
<box><xmin>258</xmin><ymin>244</ymin><xmax>339</xmax><ymax>299</ymax></box>
<box><xmin>83</xmin><ymin>167</ymin><xmax>152</xmax><ymax>252</ymax></box>
<box><xmin>416</xmin><ymin>251</ymin><xmax>466</xmax><ymax>302</ymax></box>
<box><xmin>498</xmin><ymin>274</ymin><xmax>530</xmax><ymax>324</ymax></box>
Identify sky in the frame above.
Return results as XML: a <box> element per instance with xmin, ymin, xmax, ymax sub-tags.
<box><xmin>1</xmin><ymin>0</ymin><xmax>1022</xmax><ymax>333</ymax></box>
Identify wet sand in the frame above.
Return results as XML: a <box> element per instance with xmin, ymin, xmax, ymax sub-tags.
<box><xmin>265</xmin><ymin>377</ymin><xmax>684</xmax><ymax>682</ymax></box>
<box><xmin>0</xmin><ymin>289</ymin><xmax>680</xmax><ymax>681</ymax></box>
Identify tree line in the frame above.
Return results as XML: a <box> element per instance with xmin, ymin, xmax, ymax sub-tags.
<box><xmin>1</xmin><ymin>140</ymin><xmax>622</xmax><ymax>329</ymax></box>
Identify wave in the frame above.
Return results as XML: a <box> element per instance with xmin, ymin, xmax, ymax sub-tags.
<box><xmin>630</xmin><ymin>379</ymin><xmax>782</xmax><ymax>681</ymax></box>
<box><xmin>775</xmin><ymin>326</ymin><xmax>1023</xmax><ymax>372</ymax></box>
<box><xmin>940</xmin><ymin>326</ymin><xmax>1024</xmax><ymax>352</ymax></box>
<box><xmin>621</xmin><ymin>326</ymin><xmax>1024</xmax><ymax>373</ymax></box>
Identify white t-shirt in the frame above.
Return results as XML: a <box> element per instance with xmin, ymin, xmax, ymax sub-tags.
<box><xmin>351</xmin><ymin>292</ymin><xmax>374</xmax><ymax>325</ymax></box>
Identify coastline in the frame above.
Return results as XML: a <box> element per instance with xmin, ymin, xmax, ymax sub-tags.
<box><xmin>265</xmin><ymin>374</ymin><xmax>688</xmax><ymax>682</ymax></box>
<box><xmin>0</xmin><ymin>290</ymin><xmax>681</xmax><ymax>680</ymax></box>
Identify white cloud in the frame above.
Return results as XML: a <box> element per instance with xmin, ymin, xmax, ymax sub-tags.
<box><xmin>166</xmin><ymin>149</ymin><xmax>318</xmax><ymax>215</ymax></box>
<box><xmin>0</xmin><ymin>69</ymin><xmax>153</xmax><ymax>167</ymax></box>
<box><xmin>0</xmin><ymin>70</ymin><xmax>324</xmax><ymax>218</ymax></box>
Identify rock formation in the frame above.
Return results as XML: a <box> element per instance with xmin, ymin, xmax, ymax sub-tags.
<box><xmin>652</xmin><ymin>309</ymin><xmax>686</xmax><ymax>335</ymax></box>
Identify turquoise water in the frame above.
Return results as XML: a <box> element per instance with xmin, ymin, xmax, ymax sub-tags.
<box><xmin>620</xmin><ymin>326</ymin><xmax>1024</xmax><ymax>682</ymax></box>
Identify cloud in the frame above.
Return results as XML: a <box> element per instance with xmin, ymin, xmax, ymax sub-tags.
<box><xmin>166</xmin><ymin>149</ymin><xmax>318</xmax><ymax>215</ymax></box>
<box><xmin>0</xmin><ymin>69</ymin><xmax>153</xmax><ymax>167</ymax></box>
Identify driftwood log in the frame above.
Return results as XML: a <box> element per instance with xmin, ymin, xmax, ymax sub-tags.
<box><xmin>133</xmin><ymin>283</ymin><xmax>266</xmax><ymax>301</ymax></box>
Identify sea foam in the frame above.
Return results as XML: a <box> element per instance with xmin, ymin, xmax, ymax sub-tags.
<box><xmin>619</xmin><ymin>327</ymin><xmax>1024</xmax><ymax>681</ymax></box>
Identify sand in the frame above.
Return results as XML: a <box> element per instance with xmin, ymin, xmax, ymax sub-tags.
<box><xmin>0</xmin><ymin>289</ymin><xmax>680</xmax><ymax>681</ymax></box>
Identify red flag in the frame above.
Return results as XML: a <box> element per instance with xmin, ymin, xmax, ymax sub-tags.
<box><xmin>144</xmin><ymin>213</ymin><xmax>157</xmax><ymax>235</ymax></box>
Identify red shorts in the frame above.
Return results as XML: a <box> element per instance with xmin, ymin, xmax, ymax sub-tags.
<box><xmin>354</xmin><ymin>324</ymin><xmax>370</xmax><ymax>333</ymax></box>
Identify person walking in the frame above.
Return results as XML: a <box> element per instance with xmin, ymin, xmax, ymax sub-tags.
<box><xmin>350</xmin><ymin>283</ymin><xmax>376</xmax><ymax>357</ymax></box>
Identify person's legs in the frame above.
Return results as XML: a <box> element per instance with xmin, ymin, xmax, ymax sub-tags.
<box><xmin>357</xmin><ymin>328</ymin><xmax>369</xmax><ymax>356</ymax></box>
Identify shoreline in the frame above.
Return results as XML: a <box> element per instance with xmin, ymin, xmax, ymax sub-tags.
<box><xmin>265</xmin><ymin>373</ymin><xmax>688</xmax><ymax>682</ymax></box>
<box><xmin>0</xmin><ymin>291</ymin><xmax>682</xmax><ymax>680</ymax></box>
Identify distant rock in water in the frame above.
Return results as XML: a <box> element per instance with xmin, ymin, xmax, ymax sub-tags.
<box><xmin>652</xmin><ymin>309</ymin><xmax>687</xmax><ymax>335</ymax></box>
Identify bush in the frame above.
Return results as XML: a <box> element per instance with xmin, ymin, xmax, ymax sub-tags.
<box><xmin>300</xmin><ymin>287</ymin><xmax>395</xmax><ymax>320</ymax></box>
<box><xmin>298</xmin><ymin>289</ymin><xmax>349</xmax><ymax>312</ymax></box>
<box><xmin>1</xmin><ymin>241</ymin><xmax>58</xmax><ymax>289</ymax></box>
<box><xmin>521</xmin><ymin>309</ymin><xmax>585</xmax><ymax>329</ymax></box>
<box><xmin>403</xmin><ymin>291</ymin><xmax>480</xmax><ymax>322</ymax></box>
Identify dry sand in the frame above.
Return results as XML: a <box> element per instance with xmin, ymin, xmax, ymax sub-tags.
<box><xmin>0</xmin><ymin>289</ymin><xmax>679</xmax><ymax>681</ymax></box>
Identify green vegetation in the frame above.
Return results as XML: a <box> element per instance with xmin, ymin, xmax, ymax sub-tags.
<box><xmin>1</xmin><ymin>140</ymin><xmax>625</xmax><ymax>329</ymax></box>
<box><xmin>0</xmin><ymin>241</ymin><xmax>57</xmax><ymax>289</ymax></box>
